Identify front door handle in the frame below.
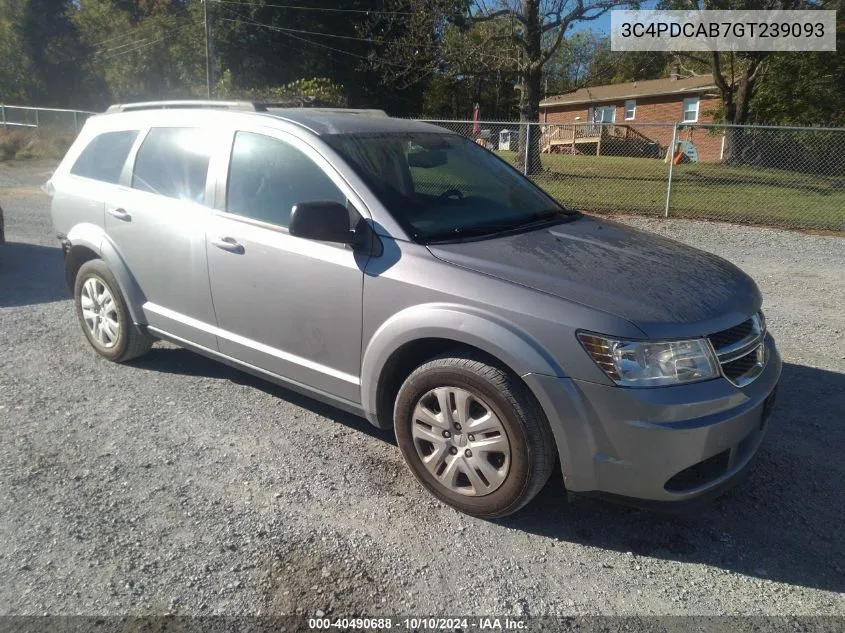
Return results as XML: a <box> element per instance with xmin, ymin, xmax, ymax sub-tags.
<box><xmin>211</xmin><ymin>236</ymin><xmax>244</xmax><ymax>254</ymax></box>
<box><xmin>107</xmin><ymin>207</ymin><xmax>131</xmax><ymax>221</ymax></box>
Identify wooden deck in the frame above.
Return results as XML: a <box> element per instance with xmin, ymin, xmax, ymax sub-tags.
<box><xmin>541</xmin><ymin>124</ymin><xmax>602</xmax><ymax>153</ymax></box>
<box><xmin>541</xmin><ymin>123</ymin><xmax>658</xmax><ymax>157</ymax></box>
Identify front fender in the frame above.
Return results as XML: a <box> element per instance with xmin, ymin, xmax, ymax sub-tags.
<box><xmin>360</xmin><ymin>303</ymin><xmax>566</xmax><ymax>422</ymax></box>
<box><xmin>66</xmin><ymin>224</ymin><xmax>146</xmax><ymax>325</ymax></box>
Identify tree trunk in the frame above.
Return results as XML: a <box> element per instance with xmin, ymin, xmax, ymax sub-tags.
<box><xmin>712</xmin><ymin>52</ymin><xmax>764</xmax><ymax>164</ymax></box>
<box><xmin>721</xmin><ymin>91</ymin><xmax>740</xmax><ymax>163</ymax></box>
<box><xmin>517</xmin><ymin>0</ymin><xmax>542</xmax><ymax>175</ymax></box>
<box><xmin>722</xmin><ymin>67</ymin><xmax>758</xmax><ymax>164</ymax></box>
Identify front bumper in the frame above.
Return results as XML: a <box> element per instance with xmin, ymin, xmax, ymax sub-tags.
<box><xmin>523</xmin><ymin>334</ymin><xmax>781</xmax><ymax>504</ymax></box>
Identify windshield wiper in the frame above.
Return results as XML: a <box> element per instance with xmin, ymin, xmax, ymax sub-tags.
<box><xmin>517</xmin><ymin>208</ymin><xmax>580</xmax><ymax>224</ymax></box>
<box><xmin>422</xmin><ymin>208</ymin><xmax>580</xmax><ymax>244</ymax></box>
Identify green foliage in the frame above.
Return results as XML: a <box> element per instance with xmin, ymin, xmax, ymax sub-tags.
<box><xmin>218</xmin><ymin>75</ymin><xmax>348</xmax><ymax>107</ymax></box>
<box><xmin>584</xmin><ymin>38</ymin><xmax>671</xmax><ymax>87</ymax></box>
<box><xmin>749</xmin><ymin>27</ymin><xmax>845</xmax><ymax>126</ymax></box>
<box><xmin>0</xmin><ymin>0</ymin><xmax>841</xmax><ymax>125</ymax></box>
<box><xmin>0</xmin><ymin>0</ymin><xmax>90</xmax><ymax>106</ymax></box>
<box><xmin>0</xmin><ymin>3</ymin><xmax>28</xmax><ymax>103</ymax></box>
<box><xmin>540</xmin><ymin>32</ymin><xmax>670</xmax><ymax>96</ymax></box>
<box><xmin>1</xmin><ymin>0</ymin><xmax>418</xmax><ymax>113</ymax></box>
<box><xmin>420</xmin><ymin>72</ymin><xmax>518</xmax><ymax>119</ymax></box>
<box><xmin>72</xmin><ymin>0</ymin><xmax>206</xmax><ymax>105</ymax></box>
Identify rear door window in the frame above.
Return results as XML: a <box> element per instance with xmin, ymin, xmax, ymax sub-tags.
<box><xmin>70</xmin><ymin>130</ymin><xmax>139</xmax><ymax>184</ymax></box>
<box><xmin>132</xmin><ymin>128</ymin><xmax>212</xmax><ymax>203</ymax></box>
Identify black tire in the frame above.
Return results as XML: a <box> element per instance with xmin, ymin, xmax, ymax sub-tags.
<box><xmin>73</xmin><ymin>259</ymin><xmax>152</xmax><ymax>363</ymax></box>
<box><xmin>394</xmin><ymin>353</ymin><xmax>556</xmax><ymax>518</ymax></box>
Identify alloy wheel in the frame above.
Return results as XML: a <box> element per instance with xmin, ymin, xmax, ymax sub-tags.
<box><xmin>80</xmin><ymin>277</ymin><xmax>120</xmax><ymax>349</ymax></box>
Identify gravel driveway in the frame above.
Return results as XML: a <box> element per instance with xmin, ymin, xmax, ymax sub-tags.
<box><xmin>1</xmin><ymin>160</ymin><xmax>843</xmax><ymax>619</ymax></box>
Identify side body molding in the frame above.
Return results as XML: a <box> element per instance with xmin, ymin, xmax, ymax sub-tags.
<box><xmin>66</xmin><ymin>223</ymin><xmax>148</xmax><ymax>326</ymax></box>
<box><xmin>359</xmin><ymin>303</ymin><xmax>566</xmax><ymax>426</ymax></box>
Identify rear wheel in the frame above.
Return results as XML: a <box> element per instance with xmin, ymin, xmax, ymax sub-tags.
<box><xmin>73</xmin><ymin>259</ymin><xmax>152</xmax><ymax>362</ymax></box>
<box><xmin>394</xmin><ymin>354</ymin><xmax>556</xmax><ymax>518</ymax></box>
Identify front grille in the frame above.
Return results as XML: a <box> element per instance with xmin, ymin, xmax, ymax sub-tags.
<box><xmin>708</xmin><ymin>319</ymin><xmax>754</xmax><ymax>349</ymax></box>
<box><xmin>707</xmin><ymin>312</ymin><xmax>767</xmax><ymax>387</ymax></box>
<box><xmin>723</xmin><ymin>351</ymin><xmax>760</xmax><ymax>381</ymax></box>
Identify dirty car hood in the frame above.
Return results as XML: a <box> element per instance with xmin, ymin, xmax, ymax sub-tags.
<box><xmin>427</xmin><ymin>217</ymin><xmax>761</xmax><ymax>338</ymax></box>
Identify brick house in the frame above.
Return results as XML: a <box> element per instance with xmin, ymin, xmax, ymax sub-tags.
<box><xmin>539</xmin><ymin>75</ymin><xmax>725</xmax><ymax>162</ymax></box>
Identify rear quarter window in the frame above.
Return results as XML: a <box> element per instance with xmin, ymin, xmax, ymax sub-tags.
<box><xmin>70</xmin><ymin>130</ymin><xmax>139</xmax><ymax>184</ymax></box>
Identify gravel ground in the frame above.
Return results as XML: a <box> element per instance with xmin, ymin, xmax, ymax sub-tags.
<box><xmin>1</xmin><ymin>160</ymin><xmax>843</xmax><ymax>619</ymax></box>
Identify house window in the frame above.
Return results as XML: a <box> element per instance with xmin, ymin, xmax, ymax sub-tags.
<box><xmin>683</xmin><ymin>97</ymin><xmax>700</xmax><ymax>122</ymax></box>
<box><xmin>589</xmin><ymin>105</ymin><xmax>616</xmax><ymax>124</ymax></box>
<box><xmin>624</xmin><ymin>100</ymin><xmax>636</xmax><ymax>120</ymax></box>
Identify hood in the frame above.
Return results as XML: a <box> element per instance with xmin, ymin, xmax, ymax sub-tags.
<box><xmin>427</xmin><ymin>216</ymin><xmax>761</xmax><ymax>338</ymax></box>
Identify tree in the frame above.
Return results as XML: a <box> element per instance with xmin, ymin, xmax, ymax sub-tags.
<box><xmin>72</xmin><ymin>0</ymin><xmax>207</xmax><ymax>105</ymax></box>
<box><xmin>0</xmin><ymin>0</ymin><xmax>90</xmax><ymax>106</ymax></box>
<box><xmin>542</xmin><ymin>31</ymin><xmax>606</xmax><ymax>94</ymax></box>
<box><xmin>0</xmin><ymin>1</ymin><xmax>28</xmax><ymax>103</ymax></box>
<box><xmin>662</xmin><ymin>0</ymin><xmax>811</xmax><ymax>127</ymax></box>
<box><xmin>660</xmin><ymin>0</ymin><xmax>836</xmax><ymax>160</ymax></box>
<box><xmin>367</xmin><ymin>0</ymin><xmax>625</xmax><ymax>172</ymax></box>
<box><xmin>209</xmin><ymin>0</ymin><xmax>422</xmax><ymax>115</ymax></box>
<box><xmin>542</xmin><ymin>32</ymin><xmax>669</xmax><ymax>95</ymax></box>
<box><xmin>748</xmin><ymin>14</ymin><xmax>845</xmax><ymax>126</ymax></box>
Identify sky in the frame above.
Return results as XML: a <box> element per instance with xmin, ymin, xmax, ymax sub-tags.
<box><xmin>570</xmin><ymin>3</ymin><xmax>661</xmax><ymax>36</ymax></box>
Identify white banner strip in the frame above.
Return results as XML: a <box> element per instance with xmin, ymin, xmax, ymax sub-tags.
<box><xmin>611</xmin><ymin>10</ymin><xmax>837</xmax><ymax>52</ymax></box>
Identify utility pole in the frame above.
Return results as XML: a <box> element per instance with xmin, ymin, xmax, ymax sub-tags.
<box><xmin>203</xmin><ymin>0</ymin><xmax>215</xmax><ymax>98</ymax></box>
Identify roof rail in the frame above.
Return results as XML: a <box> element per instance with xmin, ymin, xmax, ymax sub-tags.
<box><xmin>105</xmin><ymin>100</ymin><xmax>266</xmax><ymax>114</ymax></box>
<box><xmin>315</xmin><ymin>108</ymin><xmax>389</xmax><ymax>117</ymax></box>
<box><xmin>267</xmin><ymin>107</ymin><xmax>389</xmax><ymax>117</ymax></box>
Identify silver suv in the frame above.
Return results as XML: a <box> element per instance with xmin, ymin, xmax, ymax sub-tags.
<box><xmin>49</xmin><ymin>102</ymin><xmax>781</xmax><ymax>517</ymax></box>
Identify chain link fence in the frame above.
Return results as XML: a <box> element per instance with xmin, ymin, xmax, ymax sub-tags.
<box><xmin>1</xmin><ymin>105</ymin><xmax>97</xmax><ymax>134</ymax></box>
<box><xmin>2</xmin><ymin>105</ymin><xmax>843</xmax><ymax>232</ymax></box>
<box><xmin>1</xmin><ymin>105</ymin><xmax>97</xmax><ymax>161</ymax></box>
<box><xmin>416</xmin><ymin>118</ymin><xmax>845</xmax><ymax>233</ymax></box>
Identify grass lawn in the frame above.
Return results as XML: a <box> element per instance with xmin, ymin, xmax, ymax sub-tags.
<box><xmin>496</xmin><ymin>151</ymin><xmax>845</xmax><ymax>232</ymax></box>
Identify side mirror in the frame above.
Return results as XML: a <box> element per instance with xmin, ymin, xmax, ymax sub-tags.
<box><xmin>288</xmin><ymin>201</ymin><xmax>353</xmax><ymax>244</ymax></box>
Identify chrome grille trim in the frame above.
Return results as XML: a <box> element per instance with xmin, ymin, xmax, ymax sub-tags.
<box><xmin>708</xmin><ymin>313</ymin><xmax>767</xmax><ymax>387</ymax></box>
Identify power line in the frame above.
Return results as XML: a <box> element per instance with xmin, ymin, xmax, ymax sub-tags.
<box><xmin>212</xmin><ymin>0</ymin><xmax>413</xmax><ymax>16</ymax></box>
<box><xmin>91</xmin><ymin>24</ymin><xmax>156</xmax><ymax>49</ymax></box>
<box><xmin>100</xmin><ymin>38</ymin><xmax>165</xmax><ymax>61</ymax></box>
<box><xmin>225</xmin><ymin>18</ymin><xmax>382</xmax><ymax>44</ymax></box>
<box><xmin>220</xmin><ymin>13</ymin><xmax>439</xmax><ymax>81</ymax></box>
<box><xmin>219</xmin><ymin>10</ymin><xmax>519</xmax><ymax>68</ymax></box>
<box><xmin>89</xmin><ymin>13</ymin><xmax>191</xmax><ymax>51</ymax></box>
<box><xmin>97</xmin><ymin>38</ymin><xmax>151</xmax><ymax>56</ymax></box>
<box><xmin>219</xmin><ymin>16</ymin><xmax>389</xmax><ymax>65</ymax></box>
<box><xmin>281</xmin><ymin>26</ymin><xmax>436</xmax><ymax>86</ymax></box>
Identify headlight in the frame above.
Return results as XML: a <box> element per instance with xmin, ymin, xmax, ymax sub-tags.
<box><xmin>577</xmin><ymin>332</ymin><xmax>720</xmax><ymax>387</ymax></box>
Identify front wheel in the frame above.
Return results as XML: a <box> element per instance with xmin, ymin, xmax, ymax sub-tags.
<box><xmin>394</xmin><ymin>354</ymin><xmax>556</xmax><ymax>518</ymax></box>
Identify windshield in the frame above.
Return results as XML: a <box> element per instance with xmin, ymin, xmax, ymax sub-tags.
<box><xmin>324</xmin><ymin>132</ymin><xmax>579</xmax><ymax>242</ymax></box>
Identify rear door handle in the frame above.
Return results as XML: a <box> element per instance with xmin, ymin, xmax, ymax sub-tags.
<box><xmin>211</xmin><ymin>236</ymin><xmax>244</xmax><ymax>254</ymax></box>
<box><xmin>107</xmin><ymin>208</ymin><xmax>131</xmax><ymax>221</ymax></box>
